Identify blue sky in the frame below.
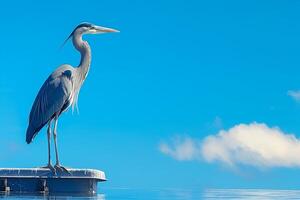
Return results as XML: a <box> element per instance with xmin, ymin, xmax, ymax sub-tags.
<box><xmin>2</xmin><ymin>0</ymin><xmax>300</xmax><ymax>190</ymax></box>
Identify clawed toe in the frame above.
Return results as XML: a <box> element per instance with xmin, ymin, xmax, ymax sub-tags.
<box><xmin>39</xmin><ymin>163</ymin><xmax>70</xmax><ymax>175</ymax></box>
<box><xmin>41</xmin><ymin>164</ymin><xmax>56</xmax><ymax>175</ymax></box>
<box><xmin>54</xmin><ymin>164</ymin><xmax>70</xmax><ymax>174</ymax></box>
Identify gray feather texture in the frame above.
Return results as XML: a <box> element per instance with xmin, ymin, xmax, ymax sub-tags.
<box><xmin>26</xmin><ymin>65</ymin><xmax>75</xmax><ymax>143</ymax></box>
<box><xmin>26</xmin><ymin>23</ymin><xmax>92</xmax><ymax>144</ymax></box>
<box><xmin>25</xmin><ymin>22</ymin><xmax>118</xmax><ymax>170</ymax></box>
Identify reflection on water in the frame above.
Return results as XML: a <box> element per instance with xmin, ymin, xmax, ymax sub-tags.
<box><xmin>203</xmin><ymin>189</ymin><xmax>300</xmax><ymax>199</ymax></box>
<box><xmin>104</xmin><ymin>188</ymin><xmax>202</xmax><ymax>200</ymax></box>
<box><xmin>0</xmin><ymin>192</ymin><xmax>105</xmax><ymax>200</ymax></box>
<box><xmin>1</xmin><ymin>189</ymin><xmax>300</xmax><ymax>199</ymax></box>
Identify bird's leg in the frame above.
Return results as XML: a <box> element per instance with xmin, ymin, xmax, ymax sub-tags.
<box><xmin>41</xmin><ymin>122</ymin><xmax>56</xmax><ymax>174</ymax></box>
<box><xmin>53</xmin><ymin>117</ymin><xmax>69</xmax><ymax>174</ymax></box>
<box><xmin>47</xmin><ymin>123</ymin><xmax>52</xmax><ymax>166</ymax></box>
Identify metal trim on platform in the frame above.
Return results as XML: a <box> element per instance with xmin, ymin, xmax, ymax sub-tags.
<box><xmin>0</xmin><ymin>168</ymin><xmax>106</xmax><ymax>194</ymax></box>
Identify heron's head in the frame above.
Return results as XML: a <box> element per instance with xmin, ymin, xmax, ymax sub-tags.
<box><xmin>73</xmin><ymin>22</ymin><xmax>119</xmax><ymax>35</ymax></box>
<box><xmin>62</xmin><ymin>22</ymin><xmax>119</xmax><ymax>46</ymax></box>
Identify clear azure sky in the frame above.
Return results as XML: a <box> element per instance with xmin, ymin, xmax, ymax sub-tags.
<box><xmin>1</xmin><ymin>0</ymin><xmax>300</xmax><ymax>190</ymax></box>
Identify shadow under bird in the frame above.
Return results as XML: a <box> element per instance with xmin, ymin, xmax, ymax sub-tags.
<box><xmin>26</xmin><ymin>22</ymin><xmax>119</xmax><ymax>173</ymax></box>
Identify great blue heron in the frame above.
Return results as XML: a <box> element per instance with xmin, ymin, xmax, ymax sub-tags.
<box><xmin>26</xmin><ymin>22</ymin><xmax>119</xmax><ymax>173</ymax></box>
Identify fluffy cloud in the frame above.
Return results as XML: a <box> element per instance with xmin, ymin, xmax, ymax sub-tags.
<box><xmin>202</xmin><ymin>123</ymin><xmax>300</xmax><ymax>168</ymax></box>
<box><xmin>159</xmin><ymin>136</ymin><xmax>201</xmax><ymax>161</ymax></box>
<box><xmin>288</xmin><ymin>90</ymin><xmax>300</xmax><ymax>102</ymax></box>
<box><xmin>160</xmin><ymin>123</ymin><xmax>300</xmax><ymax>168</ymax></box>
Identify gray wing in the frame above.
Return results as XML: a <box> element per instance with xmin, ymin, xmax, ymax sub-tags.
<box><xmin>26</xmin><ymin>65</ymin><xmax>74</xmax><ymax>144</ymax></box>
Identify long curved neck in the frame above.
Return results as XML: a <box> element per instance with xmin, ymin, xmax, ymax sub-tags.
<box><xmin>72</xmin><ymin>32</ymin><xmax>91</xmax><ymax>82</ymax></box>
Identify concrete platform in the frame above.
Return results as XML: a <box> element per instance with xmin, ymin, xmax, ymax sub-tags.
<box><xmin>0</xmin><ymin>168</ymin><xmax>106</xmax><ymax>195</ymax></box>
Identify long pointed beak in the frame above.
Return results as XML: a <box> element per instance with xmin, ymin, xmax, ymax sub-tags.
<box><xmin>95</xmin><ymin>26</ymin><xmax>119</xmax><ymax>33</ymax></box>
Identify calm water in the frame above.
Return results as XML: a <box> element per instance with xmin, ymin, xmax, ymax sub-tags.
<box><xmin>1</xmin><ymin>188</ymin><xmax>300</xmax><ymax>199</ymax></box>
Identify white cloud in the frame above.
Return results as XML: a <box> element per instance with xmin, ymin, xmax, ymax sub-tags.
<box><xmin>202</xmin><ymin>123</ymin><xmax>300</xmax><ymax>168</ymax></box>
<box><xmin>288</xmin><ymin>90</ymin><xmax>300</xmax><ymax>102</ymax></box>
<box><xmin>159</xmin><ymin>136</ymin><xmax>201</xmax><ymax>161</ymax></box>
<box><xmin>160</xmin><ymin>123</ymin><xmax>300</xmax><ymax>168</ymax></box>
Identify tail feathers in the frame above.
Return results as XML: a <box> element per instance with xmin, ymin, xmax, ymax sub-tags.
<box><xmin>26</xmin><ymin>125</ymin><xmax>36</xmax><ymax>144</ymax></box>
<box><xmin>26</xmin><ymin>120</ymin><xmax>48</xmax><ymax>144</ymax></box>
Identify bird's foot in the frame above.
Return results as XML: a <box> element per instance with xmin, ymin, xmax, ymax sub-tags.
<box><xmin>40</xmin><ymin>163</ymin><xmax>56</xmax><ymax>175</ymax></box>
<box><xmin>54</xmin><ymin>164</ymin><xmax>70</xmax><ymax>175</ymax></box>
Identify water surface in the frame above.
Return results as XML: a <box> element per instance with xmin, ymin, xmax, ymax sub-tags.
<box><xmin>1</xmin><ymin>188</ymin><xmax>300</xmax><ymax>199</ymax></box>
